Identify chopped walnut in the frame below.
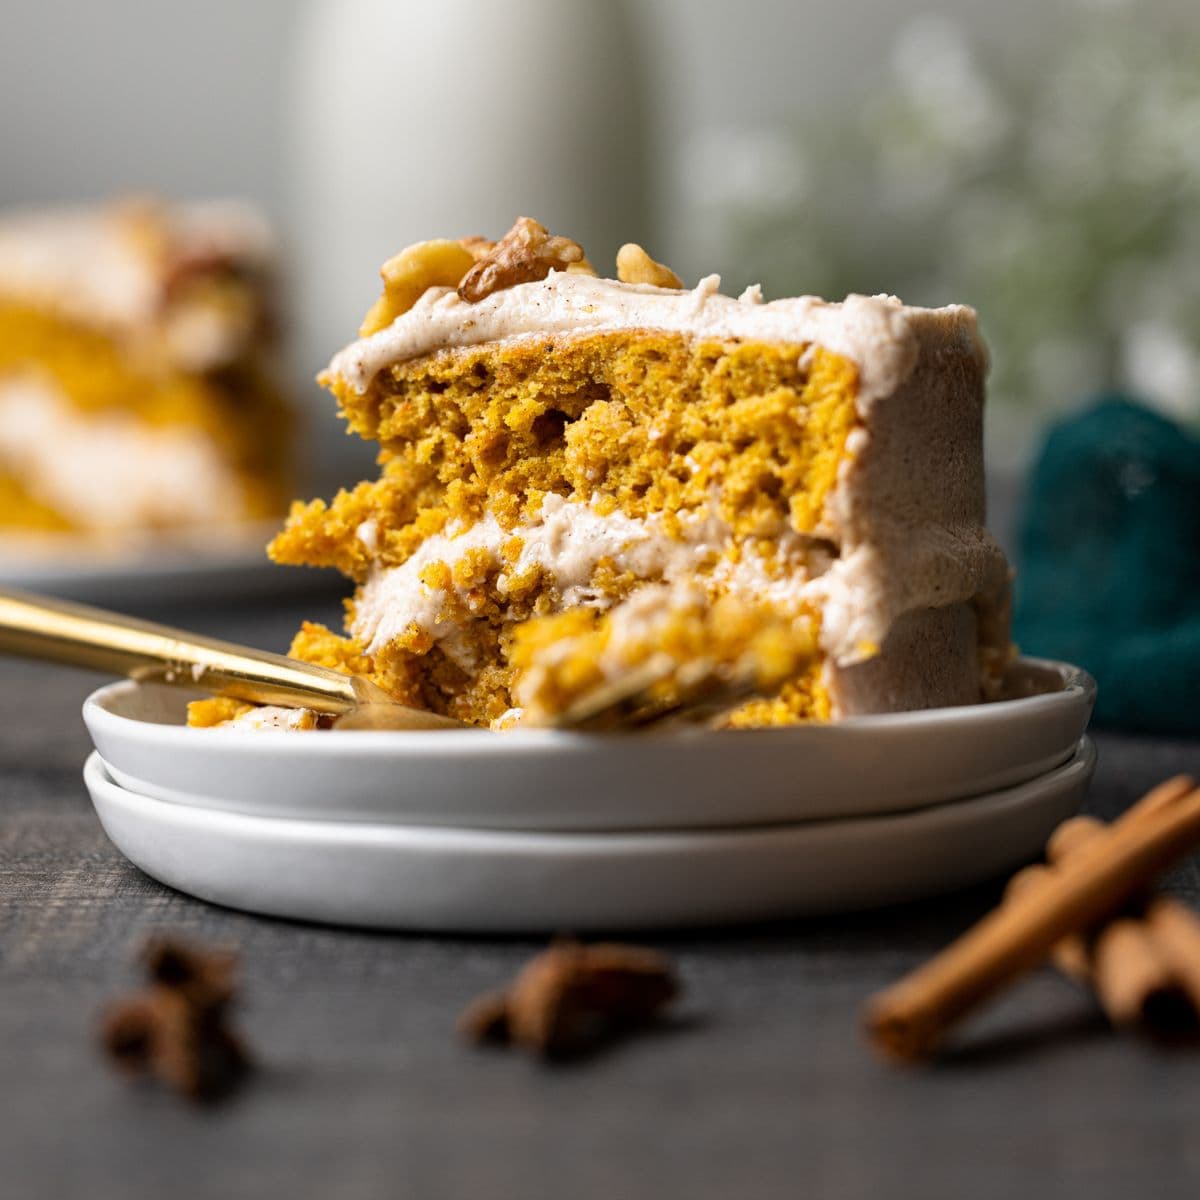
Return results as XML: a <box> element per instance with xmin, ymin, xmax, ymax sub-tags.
<box><xmin>457</xmin><ymin>217</ymin><xmax>586</xmax><ymax>303</ymax></box>
<box><xmin>615</xmin><ymin>243</ymin><xmax>684</xmax><ymax>289</ymax></box>
<box><xmin>359</xmin><ymin>239</ymin><xmax>477</xmax><ymax>336</ymax></box>
<box><xmin>458</xmin><ymin>235</ymin><xmax>496</xmax><ymax>261</ymax></box>
<box><xmin>458</xmin><ymin>939</ymin><xmax>679</xmax><ymax>1058</ymax></box>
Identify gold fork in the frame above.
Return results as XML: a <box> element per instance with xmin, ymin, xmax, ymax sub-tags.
<box><xmin>0</xmin><ymin>588</ymin><xmax>773</xmax><ymax>733</ymax></box>
<box><xmin>0</xmin><ymin>587</ymin><xmax>463</xmax><ymax>731</ymax></box>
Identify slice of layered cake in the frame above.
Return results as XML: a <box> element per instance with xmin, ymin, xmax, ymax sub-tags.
<box><xmin>0</xmin><ymin>197</ymin><xmax>292</xmax><ymax>535</ymax></box>
<box><xmin>265</xmin><ymin>217</ymin><xmax>1011</xmax><ymax>729</ymax></box>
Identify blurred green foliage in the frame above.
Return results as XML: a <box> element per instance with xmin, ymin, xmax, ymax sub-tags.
<box><xmin>699</xmin><ymin>3</ymin><xmax>1200</xmax><ymax>453</ymax></box>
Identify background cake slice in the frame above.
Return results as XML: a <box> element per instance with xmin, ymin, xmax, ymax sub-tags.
<box><xmin>0</xmin><ymin>197</ymin><xmax>293</xmax><ymax>535</ymax></box>
<box><xmin>268</xmin><ymin>218</ymin><xmax>1011</xmax><ymax>728</ymax></box>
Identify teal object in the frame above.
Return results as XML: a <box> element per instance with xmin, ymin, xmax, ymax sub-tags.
<box><xmin>1014</xmin><ymin>397</ymin><xmax>1200</xmax><ymax>734</ymax></box>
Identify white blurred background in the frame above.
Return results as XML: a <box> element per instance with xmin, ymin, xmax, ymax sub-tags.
<box><xmin>2</xmin><ymin>0</ymin><xmax>1197</xmax><ymax>511</ymax></box>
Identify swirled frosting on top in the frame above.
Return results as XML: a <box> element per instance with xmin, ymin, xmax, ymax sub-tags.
<box><xmin>325</xmin><ymin>270</ymin><xmax>985</xmax><ymax>411</ymax></box>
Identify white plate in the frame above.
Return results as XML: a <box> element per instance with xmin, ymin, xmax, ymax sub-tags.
<box><xmin>84</xmin><ymin>740</ymin><xmax>1095</xmax><ymax>932</ymax></box>
<box><xmin>83</xmin><ymin>659</ymin><xmax>1096</xmax><ymax>832</ymax></box>
<box><xmin>0</xmin><ymin>521</ymin><xmax>328</xmax><ymax>605</ymax></box>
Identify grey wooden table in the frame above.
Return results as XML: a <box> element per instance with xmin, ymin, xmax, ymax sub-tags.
<box><xmin>3</xmin><ymin>594</ymin><xmax>1199</xmax><ymax>1200</ymax></box>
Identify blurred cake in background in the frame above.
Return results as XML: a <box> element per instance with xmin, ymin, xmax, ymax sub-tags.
<box><xmin>0</xmin><ymin>197</ymin><xmax>292</xmax><ymax>539</ymax></box>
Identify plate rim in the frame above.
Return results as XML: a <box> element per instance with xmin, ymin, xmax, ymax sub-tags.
<box><xmin>83</xmin><ymin>656</ymin><xmax>1097</xmax><ymax>758</ymax></box>
<box><xmin>84</xmin><ymin>737</ymin><xmax>1097</xmax><ymax>848</ymax></box>
<box><xmin>83</xmin><ymin>742</ymin><xmax>1093</xmax><ymax>928</ymax></box>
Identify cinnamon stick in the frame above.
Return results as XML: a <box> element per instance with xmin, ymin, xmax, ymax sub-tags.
<box><xmin>1003</xmin><ymin>864</ymin><xmax>1092</xmax><ymax>983</ymax></box>
<box><xmin>1040</xmin><ymin>814</ymin><xmax>1186</xmax><ymax>1028</ymax></box>
<box><xmin>1090</xmin><ymin>916</ymin><xmax>1183</xmax><ymax>1028</ymax></box>
<box><xmin>1143</xmin><ymin>897</ymin><xmax>1200</xmax><ymax>1015</ymax></box>
<box><xmin>864</xmin><ymin>782</ymin><xmax>1200</xmax><ymax>1060</ymax></box>
<box><xmin>1046</xmin><ymin>774</ymin><xmax>1196</xmax><ymax>861</ymax></box>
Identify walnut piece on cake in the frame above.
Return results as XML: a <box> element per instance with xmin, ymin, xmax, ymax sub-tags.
<box><xmin>457</xmin><ymin>217</ymin><xmax>586</xmax><ymax>302</ymax></box>
<box><xmin>615</xmin><ymin>243</ymin><xmax>684</xmax><ymax>289</ymax></box>
<box><xmin>359</xmin><ymin>239</ymin><xmax>477</xmax><ymax>336</ymax></box>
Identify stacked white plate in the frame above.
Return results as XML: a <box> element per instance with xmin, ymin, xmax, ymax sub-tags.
<box><xmin>82</xmin><ymin>658</ymin><xmax>1096</xmax><ymax>932</ymax></box>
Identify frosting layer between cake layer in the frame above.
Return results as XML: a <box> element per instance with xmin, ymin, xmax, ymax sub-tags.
<box><xmin>351</xmin><ymin>494</ymin><xmax>819</xmax><ymax>665</ymax></box>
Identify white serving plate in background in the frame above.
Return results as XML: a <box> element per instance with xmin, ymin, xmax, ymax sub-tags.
<box><xmin>84</xmin><ymin>741</ymin><xmax>1094</xmax><ymax>932</ymax></box>
<box><xmin>83</xmin><ymin>659</ymin><xmax>1096</xmax><ymax>832</ymax></box>
<box><xmin>0</xmin><ymin>521</ymin><xmax>332</xmax><ymax>606</ymax></box>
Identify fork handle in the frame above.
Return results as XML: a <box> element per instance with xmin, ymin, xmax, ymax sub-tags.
<box><xmin>0</xmin><ymin>587</ymin><xmax>361</xmax><ymax>714</ymax></box>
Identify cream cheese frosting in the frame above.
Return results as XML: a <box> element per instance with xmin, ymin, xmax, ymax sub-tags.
<box><xmin>350</xmin><ymin>493</ymin><xmax>1006</xmax><ymax>671</ymax></box>
<box><xmin>351</xmin><ymin>494</ymin><xmax>831</xmax><ymax>664</ymax></box>
<box><xmin>325</xmin><ymin>271</ymin><xmax>985</xmax><ymax>410</ymax></box>
<box><xmin>228</xmin><ymin>705</ymin><xmax>315</xmax><ymax>731</ymax></box>
<box><xmin>353</xmin><ymin>494</ymin><xmax>741</xmax><ymax>660</ymax></box>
